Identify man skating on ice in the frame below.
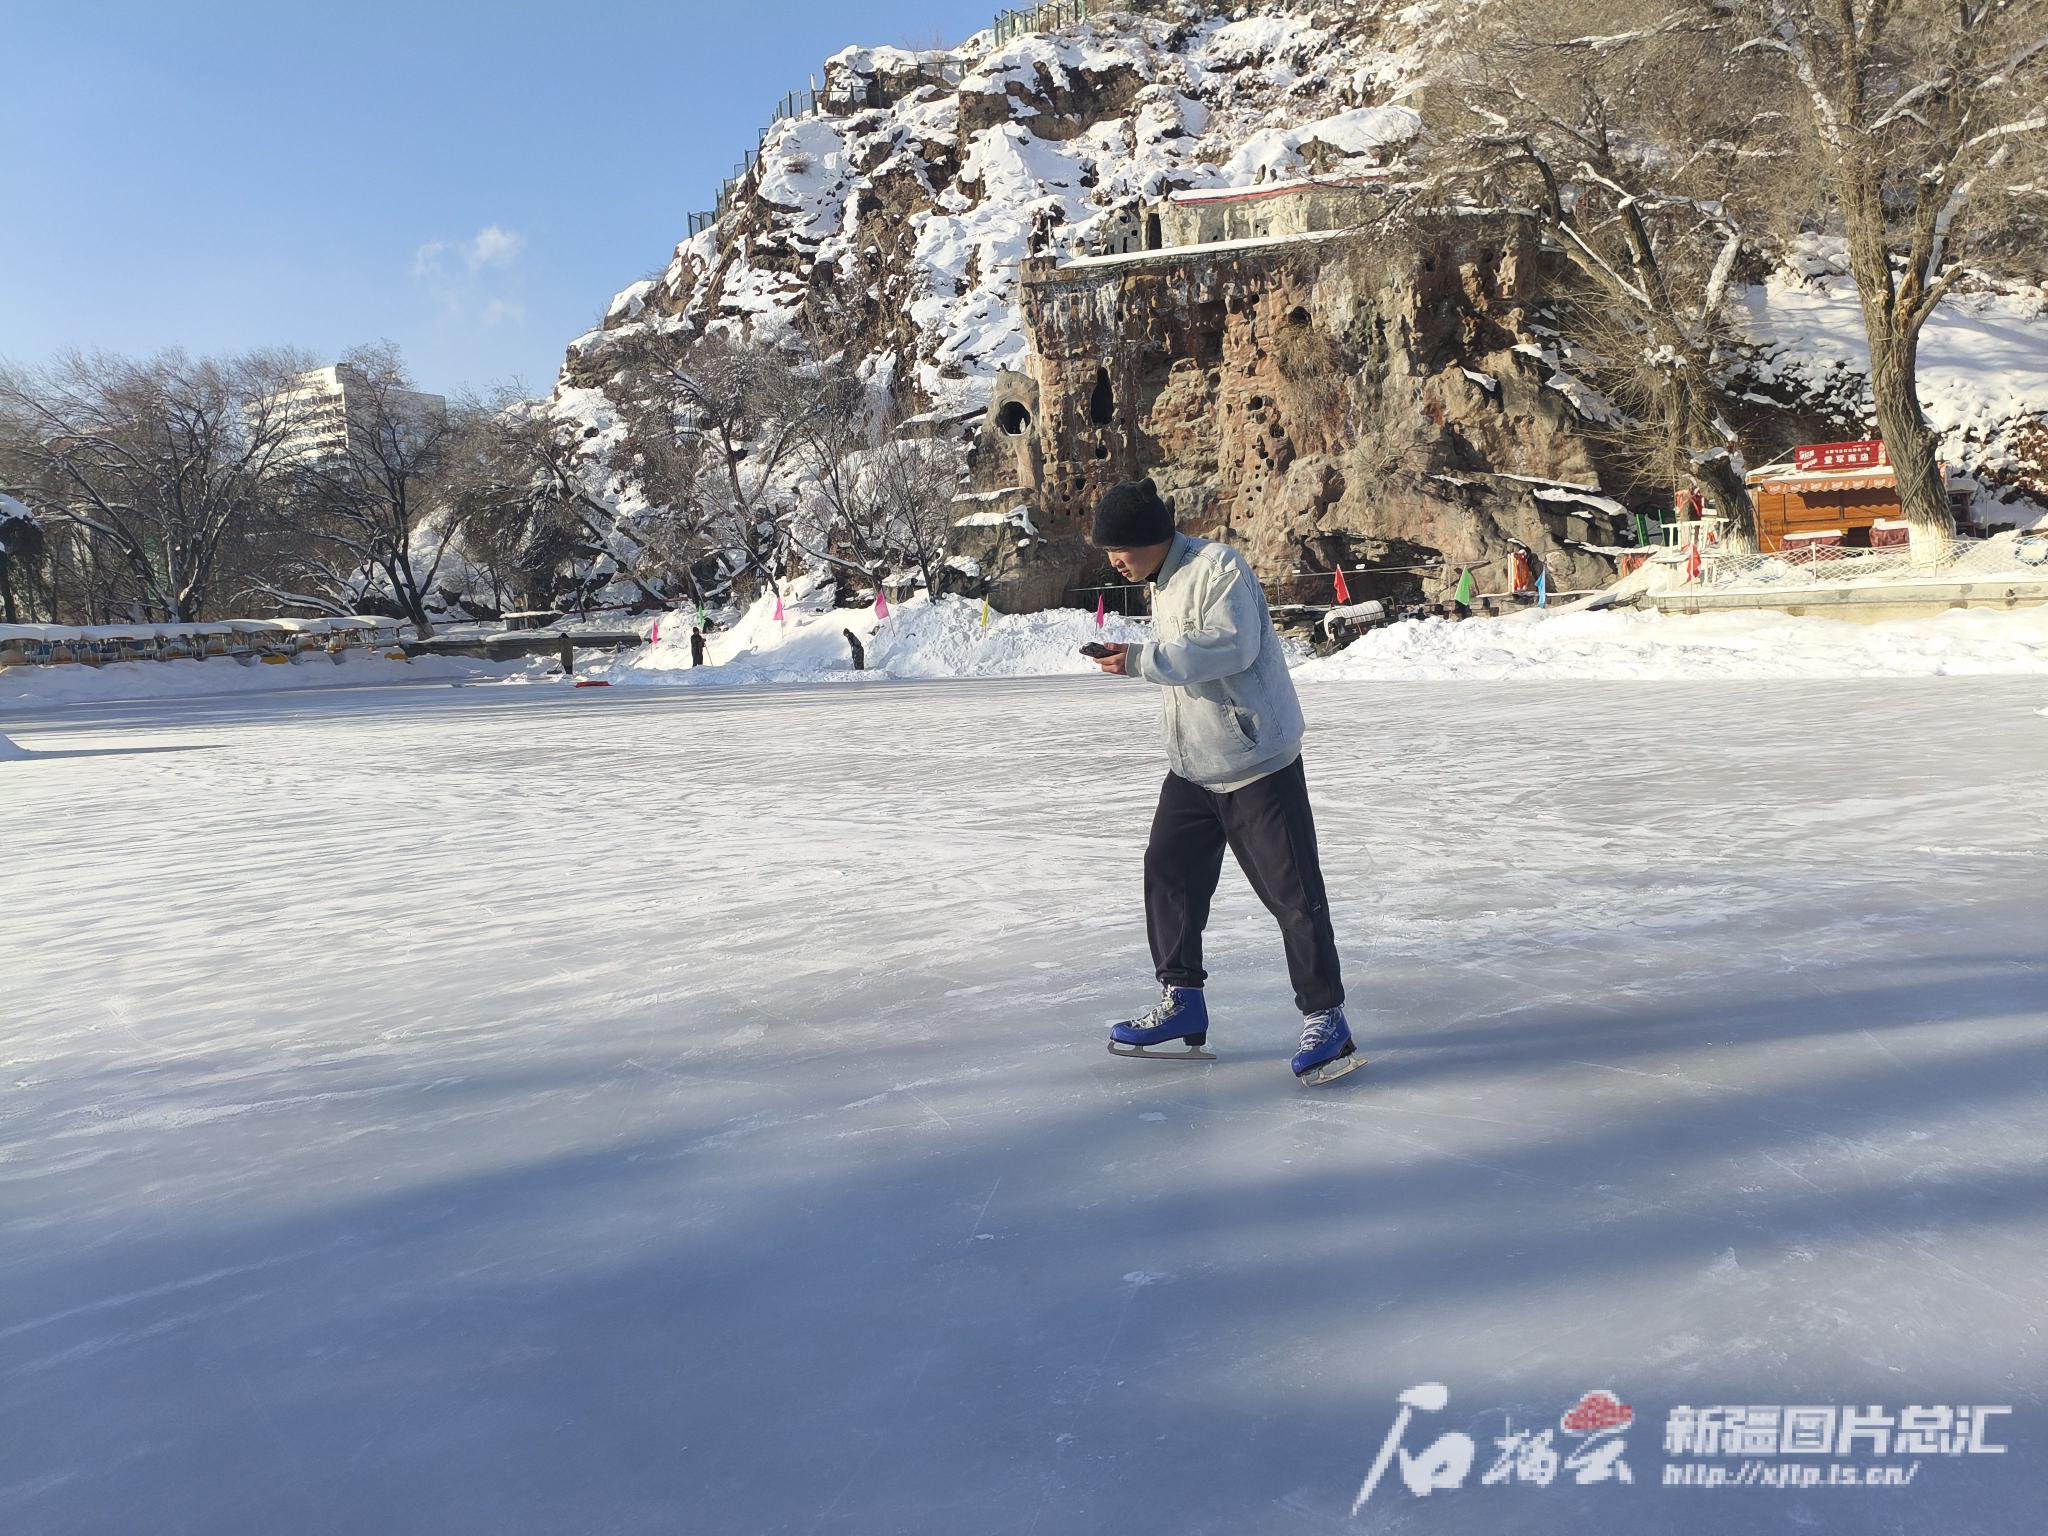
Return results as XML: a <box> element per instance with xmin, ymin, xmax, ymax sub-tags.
<box><xmin>1085</xmin><ymin>477</ymin><xmax>1360</xmax><ymax>1085</ymax></box>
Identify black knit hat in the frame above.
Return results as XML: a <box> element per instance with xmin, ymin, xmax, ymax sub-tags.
<box><xmin>1091</xmin><ymin>478</ymin><xmax>1174</xmax><ymax>549</ymax></box>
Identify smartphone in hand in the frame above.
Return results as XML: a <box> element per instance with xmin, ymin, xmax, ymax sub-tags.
<box><xmin>1078</xmin><ymin>642</ymin><xmax>1120</xmax><ymax>658</ymax></box>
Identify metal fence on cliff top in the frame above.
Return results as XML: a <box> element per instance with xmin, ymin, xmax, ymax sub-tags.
<box><xmin>683</xmin><ymin>0</ymin><xmax>1104</xmax><ymax>239</ymax></box>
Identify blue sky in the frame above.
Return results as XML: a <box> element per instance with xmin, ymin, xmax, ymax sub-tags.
<box><xmin>0</xmin><ymin>0</ymin><xmax>969</xmax><ymax>398</ymax></box>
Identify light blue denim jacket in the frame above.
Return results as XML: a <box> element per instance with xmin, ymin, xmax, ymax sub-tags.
<box><xmin>1128</xmin><ymin>532</ymin><xmax>1304</xmax><ymax>791</ymax></box>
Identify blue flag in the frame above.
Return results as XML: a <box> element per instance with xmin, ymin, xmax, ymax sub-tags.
<box><xmin>1536</xmin><ymin>568</ymin><xmax>1548</xmax><ymax>608</ymax></box>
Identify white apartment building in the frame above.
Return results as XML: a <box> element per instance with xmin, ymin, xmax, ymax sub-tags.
<box><xmin>260</xmin><ymin>364</ymin><xmax>448</xmax><ymax>468</ymax></box>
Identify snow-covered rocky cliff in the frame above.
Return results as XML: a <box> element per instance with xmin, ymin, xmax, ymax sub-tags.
<box><xmin>567</xmin><ymin>5</ymin><xmax>1437</xmax><ymax>412</ymax></box>
<box><xmin>540</xmin><ymin>0</ymin><xmax>2046</xmax><ymax>616</ymax></box>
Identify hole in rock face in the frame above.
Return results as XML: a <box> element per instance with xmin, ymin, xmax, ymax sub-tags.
<box><xmin>1089</xmin><ymin>367</ymin><xmax>1115</xmax><ymax>426</ymax></box>
<box><xmin>1287</xmin><ymin>306</ymin><xmax>1310</xmax><ymax>327</ymax></box>
<box><xmin>1146</xmin><ymin>213</ymin><xmax>1162</xmax><ymax>249</ymax></box>
<box><xmin>1094</xmin><ymin>442</ymin><xmax>1110</xmax><ymax>460</ymax></box>
<box><xmin>996</xmin><ymin>400</ymin><xmax>1032</xmax><ymax>437</ymax></box>
<box><xmin>1247</xmin><ymin>395</ymin><xmax>1267</xmax><ymax>412</ymax></box>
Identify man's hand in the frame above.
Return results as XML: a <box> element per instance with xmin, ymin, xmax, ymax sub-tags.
<box><xmin>1090</xmin><ymin>643</ymin><xmax>1129</xmax><ymax>676</ymax></box>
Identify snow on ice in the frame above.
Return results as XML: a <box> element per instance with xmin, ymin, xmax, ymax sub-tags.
<box><xmin>4</xmin><ymin>668</ymin><xmax>2044</xmax><ymax>1533</ymax></box>
<box><xmin>0</xmin><ymin>650</ymin><xmax>538</xmax><ymax>710</ymax></box>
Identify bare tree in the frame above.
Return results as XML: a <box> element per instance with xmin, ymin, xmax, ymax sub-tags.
<box><xmin>0</xmin><ymin>347</ymin><xmax>309</xmax><ymax>620</ymax></box>
<box><xmin>609</xmin><ymin>327</ymin><xmax>825</xmax><ymax>593</ymax></box>
<box><xmin>863</xmin><ymin>425</ymin><xmax>966</xmax><ymax>597</ymax></box>
<box><xmin>432</xmin><ymin>396</ymin><xmax>581</xmax><ymax>617</ymax></box>
<box><xmin>1430</xmin><ymin>0</ymin><xmax>1792</xmax><ymax>544</ymax></box>
<box><xmin>1721</xmin><ymin>0</ymin><xmax>2048</xmax><ymax>550</ymax></box>
<box><xmin>613</xmin><ymin>425</ymin><xmax>730</xmax><ymax>604</ymax></box>
<box><xmin>264</xmin><ymin>344</ymin><xmax>462</xmax><ymax>633</ymax></box>
<box><xmin>442</xmin><ymin>393</ymin><xmax>727</xmax><ymax>617</ymax></box>
<box><xmin>786</xmin><ymin>360</ymin><xmax>896</xmax><ymax>587</ymax></box>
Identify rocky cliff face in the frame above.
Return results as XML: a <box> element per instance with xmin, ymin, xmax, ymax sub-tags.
<box><xmin>969</xmin><ymin>217</ymin><xmax>1638</xmax><ymax>612</ymax></box>
<box><xmin>552</xmin><ymin>0</ymin><xmax>2047</xmax><ymax>615</ymax></box>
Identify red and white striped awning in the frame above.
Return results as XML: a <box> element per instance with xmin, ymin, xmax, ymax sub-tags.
<box><xmin>1753</xmin><ymin>471</ymin><xmax>1897</xmax><ymax>495</ymax></box>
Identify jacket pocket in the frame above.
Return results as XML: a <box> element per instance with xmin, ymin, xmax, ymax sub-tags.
<box><xmin>1174</xmin><ymin>694</ymin><xmax>1260</xmax><ymax>770</ymax></box>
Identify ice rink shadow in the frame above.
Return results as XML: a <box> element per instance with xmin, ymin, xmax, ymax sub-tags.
<box><xmin>6</xmin><ymin>968</ymin><xmax>2046</xmax><ymax>1535</ymax></box>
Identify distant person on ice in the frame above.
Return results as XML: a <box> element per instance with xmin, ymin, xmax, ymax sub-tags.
<box><xmin>1083</xmin><ymin>477</ymin><xmax>1359</xmax><ymax>1086</ymax></box>
<box><xmin>690</xmin><ymin>627</ymin><xmax>706</xmax><ymax>667</ymax></box>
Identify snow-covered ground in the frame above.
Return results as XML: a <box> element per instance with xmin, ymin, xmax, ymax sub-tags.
<box><xmin>10</xmin><ymin>597</ymin><xmax>2048</xmax><ymax>713</ymax></box>
<box><xmin>0</xmin><ymin>650</ymin><xmax>540</xmax><ymax>710</ymax></box>
<box><xmin>1298</xmin><ymin>604</ymin><xmax>2048</xmax><ymax>682</ymax></box>
<box><xmin>567</xmin><ymin>592</ymin><xmax>2048</xmax><ymax>688</ymax></box>
<box><xmin>4</xmin><ymin>674</ymin><xmax>2044</xmax><ymax>1533</ymax></box>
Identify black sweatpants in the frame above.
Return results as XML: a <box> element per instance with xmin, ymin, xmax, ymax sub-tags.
<box><xmin>1144</xmin><ymin>756</ymin><xmax>1344</xmax><ymax>1014</ymax></box>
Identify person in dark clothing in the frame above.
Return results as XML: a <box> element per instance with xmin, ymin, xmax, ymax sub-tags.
<box><xmin>690</xmin><ymin>628</ymin><xmax>706</xmax><ymax>667</ymax></box>
<box><xmin>844</xmin><ymin>629</ymin><xmax>865</xmax><ymax>671</ymax></box>
<box><xmin>1085</xmin><ymin>477</ymin><xmax>1359</xmax><ymax>1085</ymax></box>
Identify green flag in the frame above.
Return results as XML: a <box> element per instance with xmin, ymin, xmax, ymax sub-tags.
<box><xmin>1455</xmin><ymin>568</ymin><xmax>1475</xmax><ymax>606</ymax></box>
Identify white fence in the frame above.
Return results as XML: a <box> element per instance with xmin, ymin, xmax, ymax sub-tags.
<box><xmin>1672</xmin><ymin>532</ymin><xmax>2048</xmax><ymax>593</ymax></box>
<box><xmin>0</xmin><ymin>616</ymin><xmax>412</xmax><ymax>669</ymax></box>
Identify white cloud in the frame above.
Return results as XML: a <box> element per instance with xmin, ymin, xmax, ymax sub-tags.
<box><xmin>411</xmin><ymin>225</ymin><xmax>527</xmax><ymax>331</ymax></box>
<box><xmin>467</xmin><ymin>225</ymin><xmax>525</xmax><ymax>271</ymax></box>
<box><xmin>411</xmin><ymin>239</ymin><xmax>450</xmax><ymax>280</ymax></box>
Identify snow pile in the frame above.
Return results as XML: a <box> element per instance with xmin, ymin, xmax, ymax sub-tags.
<box><xmin>1216</xmin><ymin>104</ymin><xmax>1420</xmax><ymax>185</ymax></box>
<box><xmin>1300</xmin><ymin>605</ymin><xmax>2048</xmax><ymax>682</ymax></box>
<box><xmin>579</xmin><ymin>589</ymin><xmax>2048</xmax><ymax>691</ymax></box>
<box><xmin>872</xmin><ymin>596</ymin><xmax>1150</xmax><ymax>679</ymax></box>
<box><xmin>593</xmin><ymin>590</ymin><xmax>1150</xmax><ymax>687</ymax></box>
<box><xmin>0</xmin><ymin>653</ymin><xmax>539</xmax><ymax>711</ymax></box>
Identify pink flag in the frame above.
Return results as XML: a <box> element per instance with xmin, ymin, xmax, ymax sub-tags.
<box><xmin>772</xmin><ymin>590</ymin><xmax>784</xmax><ymax>622</ymax></box>
<box><xmin>1095</xmin><ymin>594</ymin><xmax>1105</xmax><ymax>628</ymax></box>
<box><xmin>875</xmin><ymin>590</ymin><xmax>890</xmax><ymax>620</ymax></box>
<box><xmin>651</xmin><ymin>617</ymin><xmax>661</xmax><ymax>642</ymax></box>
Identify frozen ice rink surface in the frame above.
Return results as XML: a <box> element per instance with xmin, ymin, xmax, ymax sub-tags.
<box><xmin>4</xmin><ymin>675</ymin><xmax>2045</xmax><ymax>1534</ymax></box>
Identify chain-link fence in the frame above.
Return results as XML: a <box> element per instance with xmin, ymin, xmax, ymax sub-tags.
<box><xmin>1672</xmin><ymin>532</ymin><xmax>2048</xmax><ymax>592</ymax></box>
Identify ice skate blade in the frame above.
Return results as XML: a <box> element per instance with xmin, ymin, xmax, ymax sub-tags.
<box><xmin>1108</xmin><ymin>1040</ymin><xmax>1217</xmax><ymax>1062</ymax></box>
<box><xmin>1299</xmin><ymin>1053</ymin><xmax>1366</xmax><ymax>1087</ymax></box>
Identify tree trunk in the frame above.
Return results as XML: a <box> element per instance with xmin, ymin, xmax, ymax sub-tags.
<box><xmin>390</xmin><ymin>551</ymin><xmax>435</xmax><ymax>639</ymax></box>
<box><xmin>1676</xmin><ymin>380</ymin><xmax>1758</xmax><ymax>550</ymax></box>
<box><xmin>1867</xmin><ymin>328</ymin><xmax>1954</xmax><ymax>559</ymax></box>
<box><xmin>0</xmin><ymin>560</ymin><xmax>16</xmax><ymax>625</ymax></box>
<box><xmin>1840</xmin><ymin>172</ymin><xmax>1954</xmax><ymax>561</ymax></box>
<box><xmin>1692</xmin><ymin>454</ymin><xmax>1757</xmax><ymax>552</ymax></box>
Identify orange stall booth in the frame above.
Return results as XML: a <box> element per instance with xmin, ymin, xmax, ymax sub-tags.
<box><xmin>1746</xmin><ymin>440</ymin><xmax>1972</xmax><ymax>556</ymax></box>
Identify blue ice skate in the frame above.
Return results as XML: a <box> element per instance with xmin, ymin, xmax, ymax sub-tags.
<box><xmin>1108</xmin><ymin>985</ymin><xmax>1215</xmax><ymax>1061</ymax></box>
<box><xmin>1293</xmin><ymin>1005</ymin><xmax>1363</xmax><ymax>1086</ymax></box>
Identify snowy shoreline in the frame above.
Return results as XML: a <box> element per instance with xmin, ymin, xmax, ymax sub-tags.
<box><xmin>8</xmin><ymin>591</ymin><xmax>2048</xmax><ymax>716</ymax></box>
